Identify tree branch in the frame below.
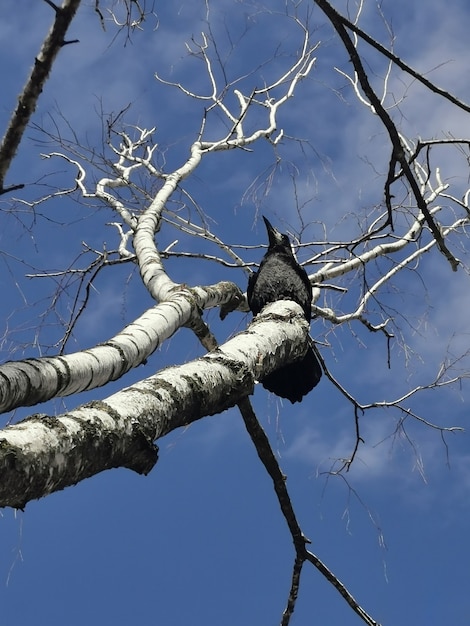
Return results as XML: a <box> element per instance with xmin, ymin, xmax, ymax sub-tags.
<box><xmin>0</xmin><ymin>301</ymin><xmax>309</xmax><ymax>507</ymax></box>
<box><xmin>0</xmin><ymin>0</ymin><xmax>82</xmax><ymax>192</ymax></box>
<box><xmin>327</xmin><ymin>2</ymin><xmax>470</xmax><ymax>114</ymax></box>
<box><xmin>314</xmin><ymin>0</ymin><xmax>460</xmax><ymax>271</ymax></box>
<box><xmin>0</xmin><ymin>282</ymin><xmax>244</xmax><ymax>415</ymax></box>
<box><xmin>238</xmin><ymin>395</ymin><xmax>381</xmax><ymax>626</ymax></box>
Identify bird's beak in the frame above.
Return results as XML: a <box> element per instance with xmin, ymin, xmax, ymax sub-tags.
<box><xmin>262</xmin><ymin>216</ymin><xmax>283</xmax><ymax>247</ymax></box>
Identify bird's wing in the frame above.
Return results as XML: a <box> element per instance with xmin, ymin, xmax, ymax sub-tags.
<box><xmin>246</xmin><ymin>270</ymin><xmax>258</xmax><ymax>310</ymax></box>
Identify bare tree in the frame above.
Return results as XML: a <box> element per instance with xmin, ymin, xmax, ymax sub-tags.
<box><xmin>1</xmin><ymin>1</ymin><xmax>469</xmax><ymax>624</ymax></box>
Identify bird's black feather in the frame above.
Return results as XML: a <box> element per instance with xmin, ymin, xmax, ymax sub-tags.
<box><xmin>247</xmin><ymin>216</ymin><xmax>322</xmax><ymax>403</ymax></box>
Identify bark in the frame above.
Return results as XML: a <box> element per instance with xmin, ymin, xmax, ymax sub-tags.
<box><xmin>0</xmin><ymin>281</ymin><xmax>243</xmax><ymax>414</ymax></box>
<box><xmin>0</xmin><ymin>0</ymin><xmax>82</xmax><ymax>192</ymax></box>
<box><xmin>0</xmin><ymin>301</ymin><xmax>311</xmax><ymax>509</ymax></box>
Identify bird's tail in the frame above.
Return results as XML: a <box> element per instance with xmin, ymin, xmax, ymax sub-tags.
<box><xmin>261</xmin><ymin>344</ymin><xmax>322</xmax><ymax>404</ymax></box>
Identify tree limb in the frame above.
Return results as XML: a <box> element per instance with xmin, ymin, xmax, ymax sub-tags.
<box><xmin>314</xmin><ymin>0</ymin><xmax>460</xmax><ymax>271</ymax></box>
<box><xmin>0</xmin><ymin>301</ymin><xmax>310</xmax><ymax>508</ymax></box>
<box><xmin>0</xmin><ymin>282</ymin><xmax>243</xmax><ymax>415</ymax></box>
<box><xmin>0</xmin><ymin>0</ymin><xmax>82</xmax><ymax>192</ymax></box>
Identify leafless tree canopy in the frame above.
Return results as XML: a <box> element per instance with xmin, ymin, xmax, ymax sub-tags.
<box><xmin>0</xmin><ymin>1</ymin><xmax>469</xmax><ymax>624</ymax></box>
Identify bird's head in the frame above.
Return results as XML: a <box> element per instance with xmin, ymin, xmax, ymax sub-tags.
<box><xmin>262</xmin><ymin>216</ymin><xmax>293</xmax><ymax>252</ymax></box>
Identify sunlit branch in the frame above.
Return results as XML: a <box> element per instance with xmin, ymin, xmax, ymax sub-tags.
<box><xmin>105</xmin><ymin>0</ymin><xmax>158</xmax><ymax>39</ymax></box>
<box><xmin>41</xmin><ymin>152</ymin><xmax>138</xmax><ymax>228</ymax></box>
<box><xmin>135</xmin><ymin>29</ymin><xmax>317</xmax><ymax>300</ymax></box>
<box><xmin>161</xmin><ymin>211</ymin><xmax>250</xmax><ymax>271</ymax></box>
<box><xmin>314</xmin><ymin>0</ymin><xmax>460</xmax><ymax>270</ymax></box>
<box><xmin>0</xmin><ymin>278</ymin><xmax>245</xmax><ymax>415</ymax></box>
<box><xmin>107</xmin><ymin>222</ymin><xmax>135</xmax><ymax>259</ymax></box>
<box><xmin>310</xmin><ymin>205</ymin><xmax>437</xmax><ymax>289</ymax></box>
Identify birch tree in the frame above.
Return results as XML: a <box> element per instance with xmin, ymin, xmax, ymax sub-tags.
<box><xmin>1</xmin><ymin>1</ymin><xmax>469</xmax><ymax>624</ymax></box>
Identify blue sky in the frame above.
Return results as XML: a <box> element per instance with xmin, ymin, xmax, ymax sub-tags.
<box><xmin>1</xmin><ymin>1</ymin><xmax>470</xmax><ymax>625</ymax></box>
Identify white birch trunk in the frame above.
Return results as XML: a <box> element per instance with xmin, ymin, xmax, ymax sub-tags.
<box><xmin>0</xmin><ymin>281</ymin><xmax>243</xmax><ymax>413</ymax></box>
<box><xmin>0</xmin><ymin>301</ymin><xmax>311</xmax><ymax>508</ymax></box>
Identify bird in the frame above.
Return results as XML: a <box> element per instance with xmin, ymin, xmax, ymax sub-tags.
<box><xmin>247</xmin><ymin>216</ymin><xmax>322</xmax><ymax>403</ymax></box>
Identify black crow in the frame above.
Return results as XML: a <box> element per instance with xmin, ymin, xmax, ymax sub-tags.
<box><xmin>247</xmin><ymin>216</ymin><xmax>322</xmax><ymax>403</ymax></box>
